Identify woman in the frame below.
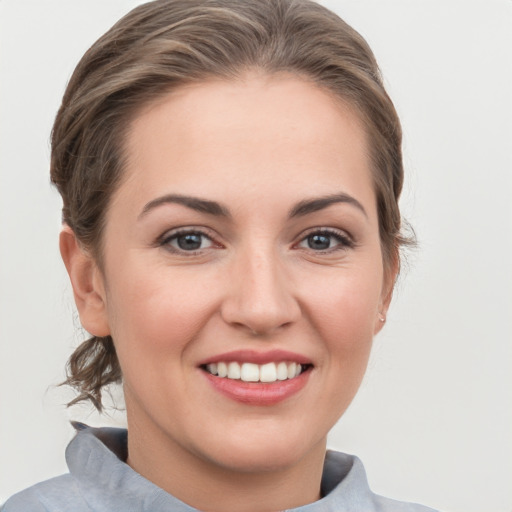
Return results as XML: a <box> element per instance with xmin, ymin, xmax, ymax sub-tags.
<box><xmin>2</xmin><ymin>0</ymin><xmax>437</xmax><ymax>510</ymax></box>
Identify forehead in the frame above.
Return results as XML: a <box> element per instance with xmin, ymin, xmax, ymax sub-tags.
<box><xmin>117</xmin><ymin>73</ymin><xmax>375</xmax><ymax>217</ymax></box>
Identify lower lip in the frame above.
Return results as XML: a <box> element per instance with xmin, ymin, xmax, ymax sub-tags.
<box><xmin>202</xmin><ymin>369</ymin><xmax>311</xmax><ymax>406</ymax></box>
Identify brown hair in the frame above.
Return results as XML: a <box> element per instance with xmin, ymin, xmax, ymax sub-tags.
<box><xmin>52</xmin><ymin>0</ymin><xmax>412</xmax><ymax>410</ymax></box>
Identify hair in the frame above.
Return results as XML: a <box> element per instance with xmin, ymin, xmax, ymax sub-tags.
<box><xmin>51</xmin><ymin>0</ymin><xmax>413</xmax><ymax>411</ymax></box>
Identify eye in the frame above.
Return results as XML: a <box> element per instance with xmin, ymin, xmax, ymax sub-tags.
<box><xmin>160</xmin><ymin>229</ymin><xmax>215</xmax><ymax>253</ymax></box>
<box><xmin>297</xmin><ymin>229</ymin><xmax>354</xmax><ymax>252</ymax></box>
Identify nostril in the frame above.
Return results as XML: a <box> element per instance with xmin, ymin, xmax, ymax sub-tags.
<box><xmin>230</xmin><ymin>318</ymin><xmax>295</xmax><ymax>337</ymax></box>
<box><xmin>220</xmin><ymin>266</ymin><xmax>301</xmax><ymax>334</ymax></box>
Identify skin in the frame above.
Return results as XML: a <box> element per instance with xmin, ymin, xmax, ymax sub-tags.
<box><xmin>61</xmin><ymin>72</ymin><xmax>396</xmax><ymax>512</ymax></box>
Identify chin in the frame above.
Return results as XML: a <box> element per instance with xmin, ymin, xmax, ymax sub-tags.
<box><xmin>196</xmin><ymin>423</ymin><xmax>326</xmax><ymax>474</ymax></box>
<box><xmin>211</xmin><ymin>447</ymin><xmax>307</xmax><ymax>474</ymax></box>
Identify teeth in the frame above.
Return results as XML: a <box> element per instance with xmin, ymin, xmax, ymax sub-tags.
<box><xmin>260</xmin><ymin>362</ymin><xmax>277</xmax><ymax>383</ymax></box>
<box><xmin>241</xmin><ymin>363</ymin><xmax>260</xmax><ymax>382</ymax></box>
<box><xmin>227</xmin><ymin>361</ymin><xmax>241</xmax><ymax>379</ymax></box>
<box><xmin>217</xmin><ymin>362</ymin><xmax>228</xmax><ymax>378</ymax></box>
<box><xmin>276</xmin><ymin>362</ymin><xmax>288</xmax><ymax>380</ymax></box>
<box><xmin>205</xmin><ymin>361</ymin><xmax>306</xmax><ymax>382</ymax></box>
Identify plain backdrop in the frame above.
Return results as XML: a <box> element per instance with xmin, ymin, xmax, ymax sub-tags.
<box><xmin>0</xmin><ymin>1</ymin><xmax>511</xmax><ymax>511</ymax></box>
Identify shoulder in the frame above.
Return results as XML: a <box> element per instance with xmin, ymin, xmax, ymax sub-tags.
<box><xmin>1</xmin><ymin>474</ymin><xmax>91</xmax><ymax>512</ymax></box>
<box><xmin>370</xmin><ymin>493</ymin><xmax>440</xmax><ymax>512</ymax></box>
<box><xmin>318</xmin><ymin>451</ymin><xmax>440</xmax><ymax>512</ymax></box>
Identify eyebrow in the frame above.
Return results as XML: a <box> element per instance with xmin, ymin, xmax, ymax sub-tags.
<box><xmin>138</xmin><ymin>191</ymin><xmax>366</xmax><ymax>221</ymax></box>
<box><xmin>139</xmin><ymin>194</ymin><xmax>231</xmax><ymax>219</ymax></box>
<box><xmin>288</xmin><ymin>193</ymin><xmax>367</xmax><ymax>218</ymax></box>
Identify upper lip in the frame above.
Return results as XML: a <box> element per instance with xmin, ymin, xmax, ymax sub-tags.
<box><xmin>197</xmin><ymin>349</ymin><xmax>312</xmax><ymax>366</ymax></box>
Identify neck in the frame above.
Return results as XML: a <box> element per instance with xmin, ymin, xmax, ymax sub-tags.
<box><xmin>126</xmin><ymin>415</ymin><xmax>326</xmax><ymax>512</ymax></box>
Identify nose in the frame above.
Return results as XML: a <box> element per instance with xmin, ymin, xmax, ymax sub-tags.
<box><xmin>220</xmin><ymin>246</ymin><xmax>301</xmax><ymax>336</ymax></box>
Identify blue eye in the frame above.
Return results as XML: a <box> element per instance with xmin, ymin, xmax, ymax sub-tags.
<box><xmin>307</xmin><ymin>233</ymin><xmax>332</xmax><ymax>250</ymax></box>
<box><xmin>162</xmin><ymin>231</ymin><xmax>214</xmax><ymax>252</ymax></box>
<box><xmin>298</xmin><ymin>230</ymin><xmax>353</xmax><ymax>252</ymax></box>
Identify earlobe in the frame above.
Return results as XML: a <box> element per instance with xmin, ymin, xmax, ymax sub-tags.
<box><xmin>59</xmin><ymin>225</ymin><xmax>110</xmax><ymax>337</ymax></box>
<box><xmin>374</xmin><ymin>252</ymin><xmax>400</xmax><ymax>335</ymax></box>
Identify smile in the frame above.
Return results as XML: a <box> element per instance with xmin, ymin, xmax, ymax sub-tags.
<box><xmin>204</xmin><ymin>361</ymin><xmax>306</xmax><ymax>383</ymax></box>
<box><xmin>199</xmin><ymin>350</ymin><xmax>313</xmax><ymax>404</ymax></box>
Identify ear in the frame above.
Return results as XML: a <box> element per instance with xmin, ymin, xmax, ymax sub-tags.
<box><xmin>374</xmin><ymin>251</ymin><xmax>400</xmax><ymax>335</ymax></box>
<box><xmin>59</xmin><ymin>225</ymin><xmax>110</xmax><ymax>337</ymax></box>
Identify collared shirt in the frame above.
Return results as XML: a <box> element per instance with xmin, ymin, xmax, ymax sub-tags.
<box><xmin>2</xmin><ymin>425</ymin><xmax>439</xmax><ymax>511</ymax></box>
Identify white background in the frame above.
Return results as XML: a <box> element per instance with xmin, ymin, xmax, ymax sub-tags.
<box><xmin>0</xmin><ymin>1</ymin><xmax>511</xmax><ymax>511</ymax></box>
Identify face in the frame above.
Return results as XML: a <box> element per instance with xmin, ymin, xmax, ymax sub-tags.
<box><xmin>84</xmin><ymin>74</ymin><xmax>393</xmax><ymax>474</ymax></box>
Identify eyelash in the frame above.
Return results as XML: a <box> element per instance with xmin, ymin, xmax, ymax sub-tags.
<box><xmin>294</xmin><ymin>228</ymin><xmax>355</xmax><ymax>253</ymax></box>
<box><xmin>157</xmin><ymin>227</ymin><xmax>355</xmax><ymax>255</ymax></box>
<box><xmin>158</xmin><ymin>228</ymin><xmax>219</xmax><ymax>254</ymax></box>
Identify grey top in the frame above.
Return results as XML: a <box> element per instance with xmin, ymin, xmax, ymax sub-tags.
<box><xmin>2</xmin><ymin>424</ymin><xmax>438</xmax><ymax>511</ymax></box>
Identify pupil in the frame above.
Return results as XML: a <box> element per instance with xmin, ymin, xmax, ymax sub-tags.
<box><xmin>308</xmin><ymin>234</ymin><xmax>330</xmax><ymax>250</ymax></box>
<box><xmin>178</xmin><ymin>234</ymin><xmax>202</xmax><ymax>250</ymax></box>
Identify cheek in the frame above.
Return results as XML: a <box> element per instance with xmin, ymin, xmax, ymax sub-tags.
<box><xmin>310</xmin><ymin>266</ymin><xmax>382</xmax><ymax>319</ymax></box>
<box><xmin>297</xmin><ymin>270</ymin><xmax>382</xmax><ymax>432</ymax></box>
<box><xmin>104</xmin><ymin>266</ymin><xmax>220</xmax><ymax>363</ymax></box>
<box><xmin>304</xmin><ymin>265</ymin><xmax>382</xmax><ymax>358</ymax></box>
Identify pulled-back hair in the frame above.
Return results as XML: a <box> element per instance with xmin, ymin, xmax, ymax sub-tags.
<box><xmin>52</xmin><ymin>0</ymin><xmax>411</xmax><ymax>410</ymax></box>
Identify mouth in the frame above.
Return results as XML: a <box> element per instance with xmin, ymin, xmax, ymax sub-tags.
<box><xmin>201</xmin><ymin>361</ymin><xmax>312</xmax><ymax>383</ymax></box>
<box><xmin>198</xmin><ymin>350</ymin><xmax>313</xmax><ymax>404</ymax></box>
